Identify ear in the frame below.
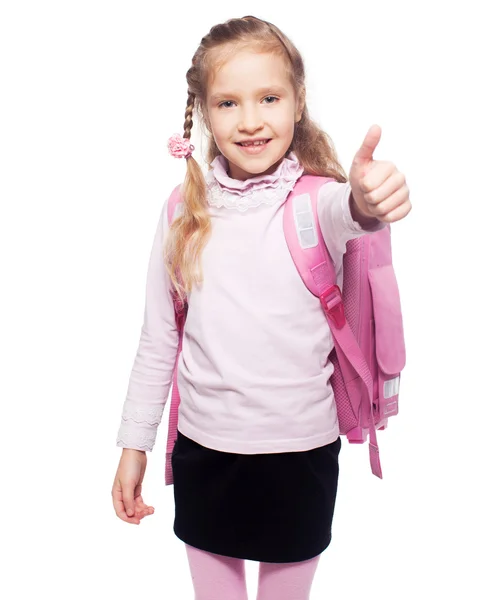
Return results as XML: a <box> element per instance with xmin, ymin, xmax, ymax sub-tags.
<box><xmin>295</xmin><ymin>88</ymin><xmax>305</xmax><ymax>123</ymax></box>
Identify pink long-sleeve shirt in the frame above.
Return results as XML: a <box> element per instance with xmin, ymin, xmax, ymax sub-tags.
<box><xmin>116</xmin><ymin>152</ymin><xmax>385</xmax><ymax>454</ymax></box>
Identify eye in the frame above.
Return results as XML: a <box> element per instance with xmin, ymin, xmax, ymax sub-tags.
<box><xmin>263</xmin><ymin>96</ymin><xmax>279</xmax><ymax>104</ymax></box>
<box><xmin>218</xmin><ymin>100</ymin><xmax>235</xmax><ymax>109</ymax></box>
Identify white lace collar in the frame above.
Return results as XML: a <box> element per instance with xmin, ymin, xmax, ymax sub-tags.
<box><xmin>205</xmin><ymin>152</ymin><xmax>304</xmax><ymax>212</ymax></box>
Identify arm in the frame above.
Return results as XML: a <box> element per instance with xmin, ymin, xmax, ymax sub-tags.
<box><xmin>317</xmin><ymin>180</ymin><xmax>386</xmax><ymax>260</ymax></box>
<box><xmin>115</xmin><ymin>195</ymin><xmax>180</xmax><ymax>452</ymax></box>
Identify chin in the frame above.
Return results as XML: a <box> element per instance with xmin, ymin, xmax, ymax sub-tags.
<box><xmin>241</xmin><ymin>161</ymin><xmax>273</xmax><ymax>173</ymax></box>
<box><xmin>234</xmin><ymin>152</ymin><xmax>283</xmax><ymax>170</ymax></box>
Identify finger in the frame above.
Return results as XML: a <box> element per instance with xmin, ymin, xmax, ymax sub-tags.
<box><xmin>121</xmin><ymin>481</ymin><xmax>138</xmax><ymax>517</ymax></box>
<box><xmin>136</xmin><ymin>497</ymin><xmax>155</xmax><ymax>512</ymax></box>
<box><xmin>138</xmin><ymin>508</ymin><xmax>155</xmax><ymax>519</ymax></box>
<box><xmin>378</xmin><ymin>198</ymin><xmax>412</xmax><ymax>223</ymax></box>
<box><xmin>116</xmin><ymin>501</ymin><xmax>141</xmax><ymax>524</ymax></box>
<box><xmin>135</xmin><ymin>493</ymin><xmax>151</xmax><ymax>508</ymax></box>
<box><xmin>363</xmin><ymin>171</ymin><xmax>406</xmax><ymax>205</ymax></box>
<box><xmin>367</xmin><ymin>186</ymin><xmax>410</xmax><ymax>217</ymax></box>
<box><xmin>135</xmin><ymin>498</ymin><xmax>155</xmax><ymax>517</ymax></box>
<box><xmin>359</xmin><ymin>161</ymin><xmax>396</xmax><ymax>194</ymax></box>
<box><xmin>132</xmin><ymin>496</ymin><xmax>155</xmax><ymax>520</ymax></box>
<box><xmin>353</xmin><ymin>124</ymin><xmax>382</xmax><ymax>164</ymax></box>
<box><xmin>112</xmin><ymin>487</ymin><xmax>141</xmax><ymax>524</ymax></box>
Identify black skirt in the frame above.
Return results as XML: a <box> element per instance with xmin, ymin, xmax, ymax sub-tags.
<box><xmin>171</xmin><ymin>429</ymin><xmax>342</xmax><ymax>563</ymax></box>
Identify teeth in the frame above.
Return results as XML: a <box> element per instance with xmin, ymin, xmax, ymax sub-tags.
<box><xmin>241</xmin><ymin>140</ymin><xmax>267</xmax><ymax>146</ymax></box>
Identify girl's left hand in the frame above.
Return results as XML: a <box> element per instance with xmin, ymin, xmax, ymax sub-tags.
<box><xmin>348</xmin><ymin>124</ymin><xmax>411</xmax><ymax>224</ymax></box>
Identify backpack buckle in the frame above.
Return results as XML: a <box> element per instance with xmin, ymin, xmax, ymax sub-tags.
<box><xmin>320</xmin><ymin>285</ymin><xmax>346</xmax><ymax>328</ymax></box>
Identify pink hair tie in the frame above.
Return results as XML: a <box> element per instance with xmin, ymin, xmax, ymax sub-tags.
<box><xmin>168</xmin><ymin>133</ymin><xmax>195</xmax><ymax>159</ymax></box>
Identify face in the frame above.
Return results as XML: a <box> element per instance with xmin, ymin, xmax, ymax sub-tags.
<box><xmin>204</xmin><ymin>50</ymin><xmax>303</xmax><ymax>181</ymax></box>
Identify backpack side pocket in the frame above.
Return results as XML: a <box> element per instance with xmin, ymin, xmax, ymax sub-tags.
<box><xmin>368</xmin><ymin>264</ymin><xmax>406</xmax><ymax>419</ymax></box>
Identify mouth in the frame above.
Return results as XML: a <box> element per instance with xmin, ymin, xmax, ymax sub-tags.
<box><xmin>236</xmin><ymin>139</ymin><xmax>272</xmax><ymax>147</ymax></box>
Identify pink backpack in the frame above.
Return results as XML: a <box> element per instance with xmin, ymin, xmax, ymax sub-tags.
<box><xmin>164</xmin><ymin>174</ymin><xmax>406</xmax><ymax>484</ymax></box>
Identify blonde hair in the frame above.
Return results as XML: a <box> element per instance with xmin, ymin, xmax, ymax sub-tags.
<box><xmin>165</xmin><ymin>15</ymin><xmax>348</xmax><ymax>298</ymax></box>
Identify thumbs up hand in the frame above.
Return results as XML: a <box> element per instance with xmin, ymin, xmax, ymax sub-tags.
<box><xmin>348</xmin><ymin>125</ymin><xmax>411</xmax><ymax>224</ymax></box>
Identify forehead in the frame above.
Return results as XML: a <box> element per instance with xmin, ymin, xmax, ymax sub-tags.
<box><xmin>207</xmin><ymin>49</ymin><xmax>292</xmax><ymax>95</ymax></box>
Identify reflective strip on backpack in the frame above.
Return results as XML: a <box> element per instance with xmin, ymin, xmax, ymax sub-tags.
<box><xmin>383</xmin><ymin>376</ymin><xmax>400</xmax><ymax>400</ymax></box>
<box><xmin>292</xmin><ymin>193</ymin><xmax>318</xmax><ymax>249</ymax></box>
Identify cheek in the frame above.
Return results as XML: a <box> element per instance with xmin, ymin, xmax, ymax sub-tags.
<box><xmin>271</xmin><ymin>104</ymin><xmax>296</xmax><ymax>132</ymax></box>
<box><xmin>274</xmin><ymin>113</ymin><xmax>296</xmax><ymax>138</ymax></box>
<box><xmin>209</xmin><ymin>114</ymin><xmax>232</xmax><ymax>140</ymax></box>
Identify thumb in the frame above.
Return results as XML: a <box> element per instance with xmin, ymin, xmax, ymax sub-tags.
<box><xmin>123</xmin><ymin>482</ymin><xmax>137</xmax><ymax>517</ymax></box>
<box><xmin>352</xmin><ymin>124</ymin><xmax>382</xmax><ymax>165</ymax></box>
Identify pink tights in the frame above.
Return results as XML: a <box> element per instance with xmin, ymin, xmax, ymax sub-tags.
<box><xmin>185</xmin><ymin>544</ymin><xmax>321</xmax><ymax>600</ymax></box>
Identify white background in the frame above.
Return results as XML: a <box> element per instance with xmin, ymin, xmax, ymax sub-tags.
<box><xmin>1</xmin><ymin>0</ymin><xmax>499</xmax><ymax>598</ymax></box>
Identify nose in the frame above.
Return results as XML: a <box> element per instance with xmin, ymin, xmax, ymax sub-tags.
<box><xmin>238</xmin><ymin>104</ymin><xmax>264</xmax><ymax>134</ymax></box>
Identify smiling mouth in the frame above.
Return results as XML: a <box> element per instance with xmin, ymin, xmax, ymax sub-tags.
<box><xmin>236</xmin><ymin>139</ymin><xmax>272</xmax><ymax>146</ymax></box>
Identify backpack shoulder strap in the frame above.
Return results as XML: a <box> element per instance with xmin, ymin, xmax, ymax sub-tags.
<box><xmin>283</xmin><ymin>174</ymin><xmax>338</xmax><ymax>300</ymax></box>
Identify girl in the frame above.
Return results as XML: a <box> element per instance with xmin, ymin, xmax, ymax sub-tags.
<box><xmin>111</xmin><ymin>15</ymin><xmax>411</xmax><ymax>600</ymax></box>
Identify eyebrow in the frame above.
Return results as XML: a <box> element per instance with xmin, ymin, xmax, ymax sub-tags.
<box><xmin>209</xmin><ymin>86</ymin><xmax>289</xmax><ymax>102</ymax></box>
